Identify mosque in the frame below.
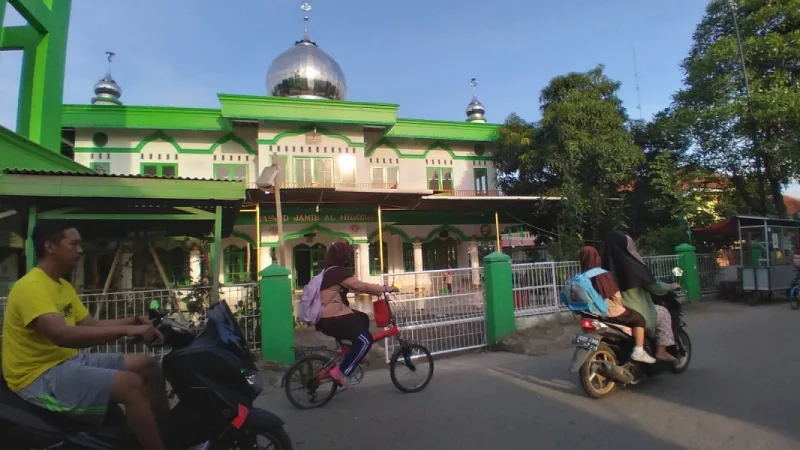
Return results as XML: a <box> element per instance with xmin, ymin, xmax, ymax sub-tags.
<box><xmin>49</xmin><ymin>1</ymin><xmax>545</xmax><ymax>292</ymax></box>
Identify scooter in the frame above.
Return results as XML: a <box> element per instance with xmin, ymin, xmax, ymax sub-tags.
<box><xmin>569</xmin><ymin>290</ymin><xmax>692</xmax><ymax>399</ymax></box>
<box><xmin>0</xmin><ymin>301</ymin><xmax>294</xmax><ymax>449</ymax></box>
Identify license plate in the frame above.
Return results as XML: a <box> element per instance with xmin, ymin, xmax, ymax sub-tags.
<box><xmin>572</xmin><ymin>334</ymin><xmax>600</xmax><ymax>351</ymax></box>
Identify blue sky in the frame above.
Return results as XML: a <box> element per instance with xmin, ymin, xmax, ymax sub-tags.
<box><xmin>1</xmin><ymin>0</ymin><xmax>798</xmax><ymax>196</ymax></box>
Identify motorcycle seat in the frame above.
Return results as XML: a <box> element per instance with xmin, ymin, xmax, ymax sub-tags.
<box><xmin>0</xmin><ymin>368</ymin><xmax>122</xmax><ymax>435</ymax></box>
<box><xmin>578</xmin><ymin>311</ymin><xmax>630</xmax><ymax>327</ymax></box>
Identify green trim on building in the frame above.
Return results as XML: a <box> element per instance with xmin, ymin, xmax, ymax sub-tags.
<box><xmin>365</xmin><ymin>138</ymin><xmax>493</xmax><ymax>161</ymax></box>
<box><xmin>140</xmin><ymin>162</ymin><xmax>178</xmax><ymax>177</ymax></box>
<box><xmin>256</xmin><ymin>125</ymin><xmax>365</xmax><ymax>147</ymax></box>
<box><xmin>367</xmin><ymin>225</ymin><xmax>412</xmax><ymax>243</ymax></box>
<box><xmin>386</xmin><ymin>119</ymin><xmax>500</xmax><ymax>142</ymax></box>
<box><xmin>231</xmin><ymin>230</ymin><xmax>256</xmax><ymax>249</ymax></box>
<box><xmin>218</xmin><ymin>94</ymin><xmax>399</xmax><ymax>126</ymax></box>
<box><xmin>281</xmin><ymin>223</ymin><xmax>354</xmax><ymax>243</ymax></box>
<box><xmin>74</xmin><ymin>130</ymin><xmax>257</xmax><ymax>156</ymax></box>
<box><xmin>212</xmin><ymin>163</ymin><xmax>249</xmax><ymax>182</ymax></box>
<box><xmin>62</xmin><ymin>105</ymin><xmax>231</xmax><ymax>131</ymax></box>
<box><xmin>424</xmin><ymin>224</ymin><xmax>469</xmax><ymax>243</ymax></box>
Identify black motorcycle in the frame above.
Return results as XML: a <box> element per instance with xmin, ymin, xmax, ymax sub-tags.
<box><xmin>569</xmin><ymin>290</ymin><xmax>692</xmax><ymax>399</ymax></box>
<box><xmin>0</xmin><ymin>301</ymin><xmax>294</xmax><ymax>449</ymax></box>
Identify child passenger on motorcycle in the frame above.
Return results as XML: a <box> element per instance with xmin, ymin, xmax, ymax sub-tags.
<box><xmin>602</xmin><ymin>232</ymin><xmax>680</xmax><ymax>362</ymax></box>
<box><xmin>579</xmin><ymin>247</ymin><xmax>656</xmax><ymax>364</ymax></box>
<box><xmin>314</xmin><ymin>242</ymin><xmax>398</xmax><ymax>388</ymax></box>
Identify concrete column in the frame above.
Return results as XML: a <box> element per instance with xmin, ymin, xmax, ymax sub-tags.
<box><xmin>413</xmin><ymin>241</ymin><xmax>423</xmax><ymax>272</ymax></box>
<box><xmin>458</xmin><ymin>239</ymin><xmax>470</xmax><ymax>269</ymax></box>
<box><xmin>357</xmin><ymin>243</ymin><xmax>370</xmax><ymax>280</ymax></box>
<box><xmin>469</xmin><ymin>239</ymin><xmax>480</xmax><ymax>288</ymax></box>
<box><xmin>189</xmin><ymin>244</ymin><xmax>202</xmax><ymax>284</ymax></box>
<box><xmin>120</xmin><ymin>246</ymin><xmax>133</xmax><ymax>291</ymax></box>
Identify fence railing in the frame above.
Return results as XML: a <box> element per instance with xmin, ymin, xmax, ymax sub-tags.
<box><xmin>0</xmin><ymin>283</ymin><xmax>260</xmax><ymax>361</ymax></box>
<box><xmin>381</xmin><ymin>267</ymin><xmax>486</xmax><ymax>361</ymax></box>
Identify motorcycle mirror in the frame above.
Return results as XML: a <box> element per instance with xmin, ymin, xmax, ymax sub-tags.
<box><xmin>672</xmin><ymin>267</ymin><xmax>684</xmax><ymax>277</ymax></box>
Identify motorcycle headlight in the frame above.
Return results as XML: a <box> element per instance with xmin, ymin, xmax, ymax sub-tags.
<box><xmin>245</xmin><ymin>373</ymin><xmax>263</xmax><ymax>395</ymax></box>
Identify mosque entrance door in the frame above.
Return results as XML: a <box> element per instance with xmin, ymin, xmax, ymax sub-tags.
<box><xmin>293</xmin><ymin>243</ymin><xmax>327</xmax><ymax>288</ymax></box>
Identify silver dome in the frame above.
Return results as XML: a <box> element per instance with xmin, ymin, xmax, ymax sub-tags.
<box><xmin>466</xmin><ymin>98</ymin><xmax>485</xmax><ymax>122</ymax></box>
<box><xmin>266</xmin><ymin>40</ymin><xmax>347</xmax><ymax>100</ymax></box>
<box><xmin>92</xmin><ymin>73</ymin><xmax>122</xmax><ymax>105</ymax></box>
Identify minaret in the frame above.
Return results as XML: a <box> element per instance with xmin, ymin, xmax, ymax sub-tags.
<box><xmin>465</xmin><ymin>78</ymin><xmax>486</xmax><ymax>123</ymax></box>
<box><xmin>91</xmin><ymin>51</ymin><xmax>122</xmax><ymax>105</ymax></box>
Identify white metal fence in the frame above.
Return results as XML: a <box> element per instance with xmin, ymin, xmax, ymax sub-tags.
<box><xmin>0</xmin><ymin>283</ymin><xmax>260</xmax><ymax>362</ymax></box>
<box><xmin>381</xmin><ymin>267</ymin><xmax>486</xmax><ymax>361</ymax></box>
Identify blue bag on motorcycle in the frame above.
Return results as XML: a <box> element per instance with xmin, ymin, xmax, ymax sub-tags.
<box><xmin>560</xmin><ymin>268</ymin><xmax>610</xmax><ymax>316</ymax></box>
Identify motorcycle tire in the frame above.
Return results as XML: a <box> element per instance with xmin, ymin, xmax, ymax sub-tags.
<box><xmin>671</xmin><ymin>329</ymin><xmax>692</xmax><ymax>374</ymax></box>
<box><xmin>579</xmin><ymin>343</ymin><xmax>618</xmax><ymax>400</ymax></box>
<box><xmin>241</xmin><ymin>425</ymin><xmax>294</xmax><ymax>450</ymax></box>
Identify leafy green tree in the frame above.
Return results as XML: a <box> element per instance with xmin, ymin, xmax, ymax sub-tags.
<box><xmin>494</xmin><ymin>65</ymin><xmax>642</xmax><ymax>242</ymax></box>
<box><xmin>672</xmin><ymin>0</ymin><xmax>800</xmax><ymax>217</ymax></box>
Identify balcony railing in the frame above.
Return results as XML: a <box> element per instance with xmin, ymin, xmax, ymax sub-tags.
<box><xmin>248</xmin><ymin>181</ymin><xmax>402</xmax><ymax>190</ymax></box>
<box><xmin>431</xmin><ymin>189</ymin><xmax>504</xmax><ymax>197</ymax></box>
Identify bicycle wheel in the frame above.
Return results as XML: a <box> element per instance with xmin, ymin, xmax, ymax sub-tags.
<box><xmin>283</xmin><ymin>354</ymin><xmax>338</xmax><ymax>410</ymax></box>
<box><xmin>789</xmin><ymin>286</ymin><xmax>800</xmax><ymax>310</ymax></box>
<box><xmin>389</xmin><ymin>343</ymin><xmax>434</xmax><ymax>393</ymax></box>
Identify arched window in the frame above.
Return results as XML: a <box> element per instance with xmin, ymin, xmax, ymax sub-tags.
<box><xmin>369</xmin><ymin>241</ymin><xmax>389</xmax><ymax>275</ymax></box>
<box><xmin>224</xmin><ymin>245</ymin><xmax>247</xmax><ymax>283</ymax></box>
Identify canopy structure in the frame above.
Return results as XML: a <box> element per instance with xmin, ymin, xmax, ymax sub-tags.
<box><xmin>694</xmin><ymin>215</ymin><xmax>800</xmax><ymax>294</ymax></box>
<box><xmin>245</xmin><ymin>185</ymin><xmax>561</xmax><ymax>272</ymax></box>
<box><xmin>0</xmin><ymin>169</ymin><xmax>246</xmax><ymax>300</ymax></box>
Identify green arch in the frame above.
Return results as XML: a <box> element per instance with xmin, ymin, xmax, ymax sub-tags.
<box><xmin>209</xmin><ymin>132</ymin><xmax>257</xmax><ymax>155</ymax></box>
<box><xmin>256</xmin><ymin>125</ymin><xmax>365</xmax><ymax>148</ymax></box>
<box><xmin>365</xmin><ymin>138</ymin><xmax>492</xmax><ymax>161</ymax></box>
<box><xmin>424</xmin><ymin>224</ymin><xmax>469</xmax><ymax>243</ymax></box>
<box><xmin>367</xmin><ymin>225</ymin><xmax>412</xmax><ymax>243</ymax></box>
<box><xmin>134</xmin><ymin>130</ymin><xmax>182</xmax><ymax>153</ymax></box>
<box><xmin>231</xmin><ymin>230</ymin><xmax>256</xmax><ymax>248</ymax></box>
<box><xmin>283</xmin><ymin>223</ymin><xmax>353</xmax><ymax>243</ymax></box>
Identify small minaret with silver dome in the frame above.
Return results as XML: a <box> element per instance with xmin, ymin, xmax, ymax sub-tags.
<box><xmin>465</xmin><ymin>78</ymin><xmax>486</xmax><ymax>123</ymax></box>
<box><xmin>266</xmin><ymin>0</ymin><xmax>347</xmax><ymax>100</ymax></box>
<box><xmin>91</xmin><ymin>51</ymin><xmax>122</xmax><ymax>106</ymax></box>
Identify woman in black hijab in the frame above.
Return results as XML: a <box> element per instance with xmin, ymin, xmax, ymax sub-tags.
<box><xmin>602</xmin><ymin>231</ymin><xmax>680</xmax><ymax>361</ymax></box>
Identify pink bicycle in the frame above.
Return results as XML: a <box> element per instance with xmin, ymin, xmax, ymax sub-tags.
<box><xmin>282</xmin><ymin>293</ymin><xmax>434</xmax><ymax>409</ymax></box>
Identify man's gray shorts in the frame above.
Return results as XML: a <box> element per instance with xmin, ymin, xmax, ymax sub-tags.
<box><xmin>17</xmin><ymin>353</ymin><xmax>125</xmax><ymax>423</ymax></box>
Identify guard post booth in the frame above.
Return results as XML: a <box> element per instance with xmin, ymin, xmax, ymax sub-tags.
<box><xmin>694</xmin><ymin>215</ymin><xmax>800</xmax><ymax>302</ymax></box>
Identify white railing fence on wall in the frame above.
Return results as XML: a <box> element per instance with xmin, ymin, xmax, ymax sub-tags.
<box><xmin>0</xmin><ymin>283</ymin><xmax>260</xmax><ymax>362</ymax></box>
<box><xmin>0</xmin><ymin>254</ymin><xmax>721</xmax><ymax>362</ymax></box>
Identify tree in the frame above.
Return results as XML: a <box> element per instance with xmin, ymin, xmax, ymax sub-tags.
<box><xmin>672</xmin><ymin>0</ymin><xmax>800</xmax><ymax>217</ymax></box>
<box><xmin>494</xmin><ymin>65</ymin><xmax>643</xmax><ymax>243</ymax></box>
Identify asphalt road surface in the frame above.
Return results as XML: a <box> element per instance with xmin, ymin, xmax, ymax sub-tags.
<box><xmin>256</xmin><ymin>300</ymin><xmax>800</xmax><ymax>450</ymax></box>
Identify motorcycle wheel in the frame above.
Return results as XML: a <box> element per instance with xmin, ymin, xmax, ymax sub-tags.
<box><xmin>671</xmin><ymin>329</ymin><xmax>692</xmax><ymax>374</ymax></box>
<box><xmin>579</xmin><ymin>343</ymin><xmax>618</xmax><ymax>399</ymax></box>
<box><xmin>237</xmin><ymin>425</ymin><xmax>294</xmax><ymax>449</ymax></box>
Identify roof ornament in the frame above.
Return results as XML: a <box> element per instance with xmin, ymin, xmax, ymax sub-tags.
<box><xmin>301</xmin><ymin>0</ymin><xmax>312</xmax><ymax>41</ymax></box>
<box><xmin>465</xmin><ymin>77</ymin><xmax>486</xmax><ymax>123</ymax></box>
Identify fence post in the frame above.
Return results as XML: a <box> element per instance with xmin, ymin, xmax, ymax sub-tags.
<box><xmin>675</xmin><ymin>243</ymin><xmax>702</xmax><ymax>303</ymax></box>
<box><xmin>483</xmin><ymin>252</ymin><xmax>516</xmax><ymax>345</ymax></box>
<box><xmin>259</xmin><ymin>264</ymin><xmax>295</xmax><ymax>365</ymax></box>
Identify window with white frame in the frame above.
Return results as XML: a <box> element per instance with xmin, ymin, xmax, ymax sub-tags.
<box><xmin>371</xmin><ymin>166</ymin><xmax>399</xmax><ymax>189</ymax></box>
<box><xmin>294</xmin><ymin>157</ymin><xmax>334</xmax><ymax>187</ymax></box>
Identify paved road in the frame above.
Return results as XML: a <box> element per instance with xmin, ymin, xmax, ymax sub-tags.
<box><xmin>256</xmin><ymin>300</ymin><xmax>800</xmax><ymax>450</ymax></box>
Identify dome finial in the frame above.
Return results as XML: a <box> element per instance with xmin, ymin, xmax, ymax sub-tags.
<box><xmin>466</xmin><ymin>77</ymin><xmax>486</xmax><ymax>123</ymax></box>
<box><xmin>301</xmin><ymin>0</ymin><xmax>312</xmax><ymax>41</ymax></box>
<box><xmin>92</xmin><ymin>51</ymin><xmax>122</xmax><ymax>106</ymax></box>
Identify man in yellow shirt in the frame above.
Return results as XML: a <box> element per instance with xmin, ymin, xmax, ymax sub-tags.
<box><xmin>2</xmin><ymin>223</ymin><xmax>168</xmax><ymax>450</ymax></box>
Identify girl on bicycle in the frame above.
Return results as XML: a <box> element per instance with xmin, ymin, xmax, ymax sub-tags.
<box><xmin>315</xmin><ymin>242</ymin><xmax>398</xmax><ymax>387</ymax></box>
